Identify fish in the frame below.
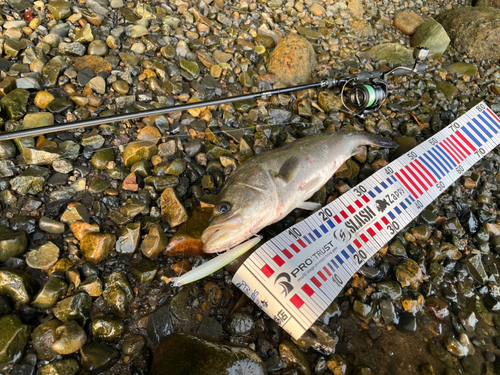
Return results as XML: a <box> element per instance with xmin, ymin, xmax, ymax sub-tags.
<box><xmin>201</xmin><ymin>131</ymin><xmax>398</xmax><ymax>253</ymax></box>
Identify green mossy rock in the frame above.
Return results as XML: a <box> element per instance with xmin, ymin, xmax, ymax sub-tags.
<box><xmin>0</xmin><ymin>229</ymin><xmax>27</xmax><ymax>262</ymax></box>
<box><xmin>150</xmin><ymin>333</ymin><xmax>266</xmax><ymax>375</ymax></box>
<box><xmin>0</xmin><ymin>315</ymin><xmax>30</xmax><ymax>367</ymax></box>
<box><xmin>0</xmin><ymin>267</ymin><xmax>37</xmax><ymax>304</ymax></box>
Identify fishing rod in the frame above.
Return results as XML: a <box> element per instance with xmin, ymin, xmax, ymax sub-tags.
<box><xmin>0</xmin><ymin>47</ymin><xmax>430</xmax><ymax>142</ymax></box>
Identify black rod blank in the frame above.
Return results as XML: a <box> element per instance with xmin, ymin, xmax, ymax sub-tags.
<box><xmin>0</xmin><ymin>81</ymin><xmax>325</xmax><ymax>142</ymax></box>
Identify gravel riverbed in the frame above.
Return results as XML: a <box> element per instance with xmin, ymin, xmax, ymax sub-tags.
<box><xmin>1</xmin><ymin>0</ymin><xmax>500</xmax><ymax>373</ymax></box>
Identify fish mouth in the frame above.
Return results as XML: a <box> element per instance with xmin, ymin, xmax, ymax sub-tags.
<box><xmin>202</xmin><ymin>219</ymin><xmax>245</xmax><ymax>253</ymax></box>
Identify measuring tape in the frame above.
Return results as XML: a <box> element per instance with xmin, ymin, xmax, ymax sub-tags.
<box><xmin>232</xmin><ymin>102</ymin><xmax>500</xmax><ymax>339</ymax></box>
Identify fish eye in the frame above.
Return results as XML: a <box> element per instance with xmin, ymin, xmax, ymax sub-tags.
<box><xmin>216</xmin><ymin>202</ymin><xmax>231</xmax><ymax>214</ymax></box>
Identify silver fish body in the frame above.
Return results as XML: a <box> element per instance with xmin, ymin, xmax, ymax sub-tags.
<box><xmin>202</xmin><ymin>132</ymin><xmax>398</xmax><ymax>253</ymax></box>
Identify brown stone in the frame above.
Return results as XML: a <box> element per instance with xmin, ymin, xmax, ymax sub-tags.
<box><xmin>396</xmin><ymin>259</ymin><xmax>424</xmax><ymax>289</ymax></box>
<box><xmin>425</xmin><ymin>296</ymin><xmax>450</xmax><ymax>320</ymax></box>
<box><xmin>485</xmin><ymin>223</ymin><xmax>500</xmax><ymax>236</ymax></box>
<box><xmin>122</xmin><ymin>173</ymin><xmax>139</xmax><ymax>192</ymax></box>
<box><xmin>48</xmin><ymin>258</ymin><xmax>74</xmax><ymax>276</ymax></box>
<box><xmin>141</xmin><ymin>224</ymin><xmax>168</xmax><ymax>258</ymax></box>
<box><xmin>71</xmin><ymin>221</ymin><xmax>100</xmax><ymax>241</ymax></box>
<box><xmin>80</xmin><ymin>233</ymin><xmax>116</xmax><ymax>264</ymax></box>
<box><xmin>266</xmin><ymin>34</ymin><xmax>317</xmax><ymax>86</ymax></box>
<box><xmin>173</xmin><ymin>259</ymin><xmax>192</xmax><ymax>275</ymax></box>
<box><xmin>123</xmin><ymin>141</ymin><xmax>157</xmax><ymax>167</ymax></box>
<box><xmin>68</xmin><ymin>56</ymin><xmax>112</xmax><ymax>75</ymax></box>
<box><xmin>463</xmin><ymin>177</ymin><xmax>476</xmax><ymax>189</ymax></box>
<box><xmin>309</xmin><ymin>3</ymin><xmax>325</xmax><ymax>16</ymax></box>
<box><xmin>165</xmin><ymin>210</ymin><xmax>211</xmax><ymax>256</ymax></box>
<box><xmin>435</xmin><ymin>7</ymin><xmax>500</xmax><ymax>61</ymax></box>
<box><xmin>347</xmin><ymin>0</ymin><xmax>363</xmax><ymax>18</ymax></box>
<box><xmin>476</xmin><ymin>0</ymin><xmax>500</xmax><ymax>7</ymax></box>
<box><xmin>137</xmin><ymin>125</ymin><xmax>162</xmax><ymax>144</ymax></box>
<box><xmin>393</xmin><ymin>11</ymin><xmax>424</xmax><ymax>35</ymax></box>
<box><xmin>160</xmin><ymin>188</ymin><xmax>188</xmax><ymax>227</ymax></box>
<box><xmin>34</xmin><ymin>91</ymin><xmax>55</xmax><ymax>109</ymax></box>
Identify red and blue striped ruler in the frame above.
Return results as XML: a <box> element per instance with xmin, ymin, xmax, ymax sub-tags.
<box><xmin>233</xmin><ymin>102</ymin><xmax>500</xmax><ymax>339</ymax></box>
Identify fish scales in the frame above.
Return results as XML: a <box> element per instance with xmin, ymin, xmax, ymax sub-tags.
<box><xmin>202</xmin><ymin>132</ymin><xmax>398</xmax><ymax>253</ymax></box>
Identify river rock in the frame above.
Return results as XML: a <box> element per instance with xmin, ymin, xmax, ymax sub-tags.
<box><xmin>280</xmin><ymin>339</ymin><xmax>311</xmax><ymax>375</ymax></box>
<box><xmin>87</xmin><ymin>76</ymin><xmax>106</xmax><ymax>94</ymax></box>
<box><xmin>23</xmin><ymin>112</ymin><xmax>55</xmax><ymax>129</ymax></box>
<box><xmin>463</xmin><ymin>254</ymin><xmax>488</xmax><ymax>284</ymax></box>
<box><xmin>165</xmin><ymin>210</ymin><xmax>211</xmax><ymax>256</ymax></box>
<box><xmin>0</xmin><ymin>140</ymin><xmax>17</xmax><ymax>159</ymax></box>
<box><xmin>47</xmin><ymin>0</ymin><xmax>71</xmax><ymax>20</ymax></box>
<box><xmin>103</xmin><ymin>271</ymin><xmax>134</xmax><ymax>318</ymax></box>
<box><xmin>0</xmin><ymin>229</ymin><xmax>27</xmax><ymax>262</ymax></box>
<box><xmin>393</xmin><ymin>11</ymin><xmax>424</xmax><ymax>35</ymax></box>
<box><xmin>318</xmin><ymin>91</ymin><xmax>342</xmax><ymax>113</ymax></box>
<box><xmin>81</xmin><ymin>343</ymin><xmax>119</xmax><ymax>373</ymax></box>
<box><xmin>22</xmin><ymin>147</ymin><xmax>63</xmax><ymax>165</ymax></box>
<box><xmin>0</xmin><ymin>88</ymin><xmax>30</xmax><ymax>120</ymax></box>
<box><xmin>444</xmin><ymin>62</ymin><xmax>478</xmax><ymax>77</ymax></box>
<box><xmin>80</xmin><ymin>233</ymin><xmax>116</xmax><ymax>264</ymax></box>
<box><xmin>411</xmin><ymin>18</ymin><xmax>450</xmax><ymax>58</ymax></box>
<box><xmin>476</xmin><ymin>0</ymin><xmax>500</xmax><ymax>6</ymax></box>
<box><xmin>146</xmin><ymin>305</ymin><xmax>174</xmax><ymax>346</ymax></box>
<box><xmin>266</xmin><ymin>33</ymin><xmax>317</xmax><ymax>85</ymax></box>
<box><xmin>71</xmin><ymin>221</ymin><xmax>100</xmax><ymax>241</ymax></box>
<box><xmin>123</xmin><ymin>141</ymin><xmax>157</xmax><ymax>167</ymax></box>
<box><xmin>151</xmin><ymin>333</ymin><xmax>266</xmax><ymax>375</ymax></box>
<box><xmin>10</xmin><ymin>166</ymin><xmax>49</xmax><ymax>195</ymax></box>
<box><xmin>32</xmin><ymin>276</ymin><xmax>68</xmax><ymax>308</ymax></box>
<box><xmin>91</xmin><ymin>316</ymin><xmax>124</xmax><ymax>342</ymax></box>
<box><xmin>141</xmin><ymin>223</ymin><xmax>168</xmax><ymax>258</ymax></box>
<box><xmin>368</xmin><ymin>43</ymin><xmax>414</xmax><ymax>65</ymax></box>
<box><xmin>6</xmin><ymin>0</ymin><xmax>30</xmax><ymax>11</ymax></box>
<box><xmin>0</xmin><ymin>268</ymin><xmax>36</xmax><ymax>304</ymax></box>
<box><xmin>69</xmin><ymin>56</ymin><xmax>112</xmax><ymax>75</ymax></box>
<box><xmin>396</xmin><ymin>259</ymin><xmax>424</xmax><ymax>289</ymax></box>
<box><xmin>75</xmin><ymin>24</ymin><xmax>94</xmax><ymax>43</ymax></box>
<box><xmin>37</xmin><ymin>359</ymin><xmax>79</xmax><ymax>375</ymax></box>
<box><xmin>0</xmin><ymin>315</ymin><xmax>30</xmax><ymax>367</ymax></box>
<box><xmin>58</xmin><ymin>42</ymin><xmax>86</xmax><ymax>56</ymax></box>
<box><xmin>53</xmin><ymin>293</ymin><xmax>92</xmax><ymax>325</ymax></box>
<box><xmin>116</xmin><ymin>222</ymin><xmax>141</xmax><ymax>255</ymax></box>
<box><xmin>130</xmin><ymin>258</ymin><xmax>158</xmax><ymax>283</ymax></box>
<box><xmin>78</xmin><ymin>276</ymin><xmax>103</xmax><ymax>297</ymax></box>
<box><xmin>160</xmin><ymin>188</ymin><xmax>188</xmax><ymax>227</ymax></box>
<box><xmin>26</xmin><ymin>241</ymin><xmax>59</xmax><ymax>270</ymax></box>
<box><xmin>32</xmin><ymin>320</ymin><xmax>62</xmax><ymax>361</ymax></box>
<box><xmin>52</xmin><ymin>320</ymin><xmax>87</xmax><ymax>355</ymax></box>
<box><xmin>435</xmin><ymin>7</ymin><xmax>500</xmax><ymax>61</ymax></box>
<box><xmin>60</xmin><ymin>203</ymin><xmax>90</xmax><ymax>225</ymax></box>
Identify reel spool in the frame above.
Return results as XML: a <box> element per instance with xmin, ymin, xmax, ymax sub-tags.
<box><xmin>348</xmin><ymin>83</ymin><xmax>386</xmax><ymax>111</ymax></box>
<box><xmin>340</xmin><ymin>79</ymin><xmax>388</xmax><ymax>116</ymax></box>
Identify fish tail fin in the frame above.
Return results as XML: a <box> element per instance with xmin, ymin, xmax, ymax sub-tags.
<box><xmin>355</xmin><ymin>132</ymin><xmax>399</xmax><ymax>149</ymax></box>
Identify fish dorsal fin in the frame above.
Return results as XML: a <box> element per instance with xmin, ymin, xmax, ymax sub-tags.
<box><xmin>276</xmin><ymin>156</ymin><xmax>300</xmax><ymax>183</ymax></box>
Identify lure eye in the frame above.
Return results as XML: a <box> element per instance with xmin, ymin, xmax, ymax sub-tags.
<box><xmin>216</xmin><ymin>202</ymin><xmax>231</xmax><ymax>214</ymax></box>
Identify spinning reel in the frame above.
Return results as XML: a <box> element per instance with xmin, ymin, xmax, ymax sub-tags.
<box><xmin>336</xmin><ymin>46</ymin><xmax>430</xmax><ymax>117</ymax></box>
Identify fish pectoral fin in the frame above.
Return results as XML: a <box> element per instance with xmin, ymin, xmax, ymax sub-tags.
<box><xmin>298</xmin><ymin>201</ymin><xmax>322</xmax><ymax>211</ymax></box>
<box><xmin>276</xmin><ymin>156</ymin><xmax>301</xmax><ymax>183</ymax></box>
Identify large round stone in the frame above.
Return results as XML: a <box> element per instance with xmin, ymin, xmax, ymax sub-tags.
<box><xmin>435</xmin><ymin>7</ymin><xmax>500</xmax><ymax>61</ymax></box>
<box><xmin>266</xmin><ymin>33</ymin><xmax>317</xmax><ymax>86</ymax></box>
<box><xmin>151</xmin><ymin>333</ymin><xmax>266</xmax><ymax>375</ymax></box>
